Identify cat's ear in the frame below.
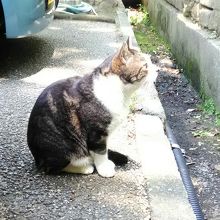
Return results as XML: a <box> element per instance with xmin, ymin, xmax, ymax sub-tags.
<box><xmin>118</xmin><ymin>37</ymin><xmax>138</xmax><ymax>63</ymax></box>
<box><xmin>118</xmin><ymin>42</ymin><xmax>129</xmax><ymax>64</ymax></box>
<box><xmin>111</xmin><ymin>42</ymin><xmax>128</xmax><ymax>72</ymax></box>
<box><xmin>117</xmin><ymin>37</ymin><xmax>136</xmax><ymax>63</ymax></box>
<box><xmin>111</xmin><ymin>38</ymin><xmax>133</xmax><ymax>73</ymax></box>
<box><xmin>127</xmin><ymin>36</ymin><xmax>140</xmax><ymax>51</ymax></box>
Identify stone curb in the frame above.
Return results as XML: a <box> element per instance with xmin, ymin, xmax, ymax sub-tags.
<box><xmin>55</xmin><ymin>11</ymin><xmax>115</xmax><ymax>23</ymax></box>
<box><xmin>148</xmin><ymin>0</ymin><xmax>220</xmax><ymax>110</ymax></box>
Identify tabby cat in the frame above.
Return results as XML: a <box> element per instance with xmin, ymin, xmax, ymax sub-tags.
<box><xmin>27</xmin><ymin>38</ymin><xmax>149</xmax><ymax>177</ymax></box>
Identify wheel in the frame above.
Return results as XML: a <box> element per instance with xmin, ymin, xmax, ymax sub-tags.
<box><xmin>122</xmin><ymin>0</ymin><xmax>141</xmax><ymax>8</ymax></box>
<box><xmin>55</xmin><ymin>0</ymin><xmax>59</xmax><ymax>8</ymax></box>
<box><xmin>0</xmin><ymin>1</ymin><xmax>5</xmax><ymax>37</ymax></box>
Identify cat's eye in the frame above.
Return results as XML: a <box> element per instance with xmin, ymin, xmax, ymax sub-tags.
<box><xmin>137</xmin><ymin>74</ymin><xmax>142</xmax><ymax>80</ymax></box>
<box><xmin>131</xmin><ymin>76</ymin><xmax>137</xmax><ymax>82</ymax></box>
<box><xmin>137</xmin><ymin>73</ymin><xmax>146</xmax><ymax>80</ymax></box>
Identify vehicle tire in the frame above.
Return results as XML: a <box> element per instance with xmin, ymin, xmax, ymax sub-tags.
<box><xmin>55</xmin><ymin>0</ymin><xmax>59</xmax><ymax>8</ymax></box>
<box><xmin>122</xmin><ymin>0</ymin><xmax>141</xmax><ymax>8</ymax></box>
<box><xmin>0</xmin><ymin>1</ymin><xmax>5</xmax><ymax>36</ymax></box>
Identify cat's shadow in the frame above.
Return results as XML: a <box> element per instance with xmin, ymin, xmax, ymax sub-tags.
<box><xmin>30</xmin><ymin>157</ymin><xmax>141</xmax><ymax>178</ymax></box>
<box><xmin>0</xmin><ymin>37</ymin><xmax>54</xmax><ymax>79</ymax></box>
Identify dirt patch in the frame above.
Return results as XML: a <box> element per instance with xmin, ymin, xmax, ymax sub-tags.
<box><xmin>153</xmin><ymin>55</ymin><xmax>220</xmax><ymax>220</ymax></box>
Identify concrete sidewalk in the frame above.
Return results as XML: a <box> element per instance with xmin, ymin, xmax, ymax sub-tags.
<box><xmin>0</xmin><ymin>0</ymin><xmax>195</xmax><ymax>219</ymax></box>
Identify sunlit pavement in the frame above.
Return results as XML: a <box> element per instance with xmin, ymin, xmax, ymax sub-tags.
<box><xmin>0</xmin><ymin>19</ymin><xmax>152</xmax><ymax>219</ymax></box>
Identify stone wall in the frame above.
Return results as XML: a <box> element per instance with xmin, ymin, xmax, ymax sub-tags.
<box><xmin>160</xmin><ymin>0</ymin><xmax>220</xmax><ymax>35</ymax></box>
<box><xmin>147</xmin><ymin>0</ymin><xmax>220</xmax><ymax>110</ymax></box>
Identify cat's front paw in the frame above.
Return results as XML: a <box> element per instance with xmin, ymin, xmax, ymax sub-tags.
<box><xmin>96</xmin><ymin>159</ymin><xmax>116</xmax><ymax>178</ymax></box>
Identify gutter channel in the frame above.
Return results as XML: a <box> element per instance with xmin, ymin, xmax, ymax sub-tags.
<box><xmin>166</xmin><ymin>123</ymin><xmax>205</xmax><ymax>220</ymax></box>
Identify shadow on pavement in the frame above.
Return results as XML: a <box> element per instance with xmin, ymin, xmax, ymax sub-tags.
<box><xmin>0</xmin><ymin>37</ymin><xmax>54</xmax><ymax>79</ymax></box>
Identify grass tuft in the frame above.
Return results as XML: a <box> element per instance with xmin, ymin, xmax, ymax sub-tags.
<box><xmin>199</xmin><ymin>98</ymin><xmax>220</xmax><ymax>126</ymax></box>
<box><xmin>128</xmin><ymin>5</ymin><xmax>170</xmax><ymax>54</ymax></box>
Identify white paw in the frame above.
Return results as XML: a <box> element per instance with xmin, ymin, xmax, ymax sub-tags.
<box><xmin>82</xmin><ymin>165</ymin><xmax>94</xmax><ymax>174</ymax></box>
<box><xmin>96</xmin><ymin>160</ymin><xmax>116</xmax><ymax>178</ymax></box>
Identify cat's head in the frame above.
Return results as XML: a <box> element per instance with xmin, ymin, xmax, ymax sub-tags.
<box><xmin>110</xmin><ymin>37</ymin><xmax>149</xmax><ymax>86</ymax></box>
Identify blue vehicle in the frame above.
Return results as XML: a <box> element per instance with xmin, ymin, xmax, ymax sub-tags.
<box><xmin>0</xmin><ymin>0</ymin><xmax>59</xmax><ymax>38</ymax></box>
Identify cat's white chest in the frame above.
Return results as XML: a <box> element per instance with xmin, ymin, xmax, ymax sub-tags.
<box><xmin>93</xmin><ymin>74</ymin><xmax>129</xmax><ymax>134</ymax></box>
<box><xmin>107</xmin><ymin>107</ymin><xmax>129</xmax><ymax>134</ymax></box>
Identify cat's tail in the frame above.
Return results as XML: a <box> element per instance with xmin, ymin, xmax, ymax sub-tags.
<box><xmin>108</xmin><ymin>149</ymin><xmax>128</xmax><ymax>166</ymax></box>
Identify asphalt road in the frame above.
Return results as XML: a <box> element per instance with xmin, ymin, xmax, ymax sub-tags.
<box><xmin>0</xmin><ymin>20</ymin><xmax>150</xmax><ymax>219</ymax></box>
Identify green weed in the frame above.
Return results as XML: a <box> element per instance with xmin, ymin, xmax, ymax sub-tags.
<box><xmin>129</xmin><ymin>5</ymin><xmax>170</xmax><ymax>54</ymax></box>
<box><xmin>192</xmin><ymin>130</ymin><xmax>215</xmax><ymax>138</ymax></box>
<box><xmin>200</xmin><ymin>99</ymin><xmax>216</xmax><ymax>114</ymax></box>
<box><xmin>199</xmin><ymin>98</ymin><xmax>220</xmax><ymax>126</ymax></box>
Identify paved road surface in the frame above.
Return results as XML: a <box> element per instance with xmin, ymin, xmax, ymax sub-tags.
<box><xmin>0</xmin><ymin>19</ymin><xmax>151</xmax><ymax>219</ymax></box>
